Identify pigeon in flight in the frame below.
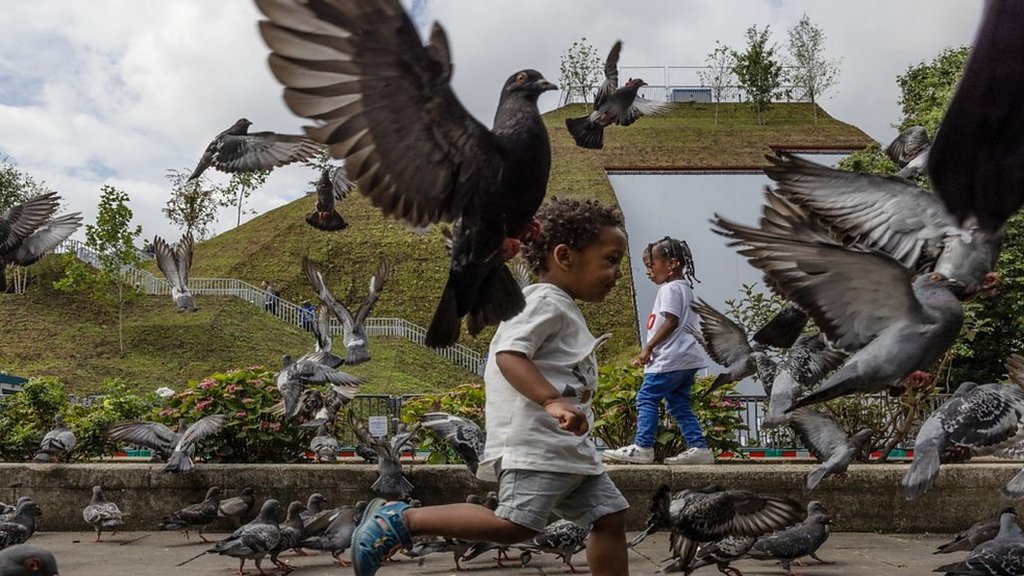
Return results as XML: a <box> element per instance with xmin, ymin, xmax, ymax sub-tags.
<box><xmin>349</xmin><ymin>412</ymin><xmax>421</xmax><ymax>501</ymax></box>
<box><xmin>0</xmin><ymin>544</ymin><xmax>58</xmax><ymax>576</ymax></box>
<box><xmin>306</xmin><ymin>165</ymin><xmax>352</xmax><ymax>232</ymax></box>
<box><xmin>162</xmin><ymin>414</ymin><xmax>228</xmax><ymax>474</ymax></box>
<box><xmin>565</xmin><ymin>41</ymin><xmax>674</xmax><ymax>149</ymax></box>
<box><xmin>276</xmin><ymin>354</ymin><xmax>361</xmax><ymax>420</ymax></box>
<box><xmin>107</xmin><ymin>417</ymin><xmax>188</xmax><ymax>462</ymax></box>
<box><xmin>154</xmin><ymin>233</ymin><xmax>197</xmax><ymax>312</ymax></box>
<box><xmin>187</xmin><ymin>118</ymin><xmax>322</xmax><ymax>182</ymax></box>
<box><xmin>885</xmin><ymin>125</ymin><xmax>931</xmax><ymax>179</ymax></box>
<box><xmin>0</xmin><ymin>192</ymin><xmax>82</xmax><ymax>291</ymax></box>
<box><xmin>686</xmin><ymin>298</ymin><xmax>764</xmax><ymax>395</ymax></box>
<box><xmin>310</xmin><ymin>424</ymin><xmax>341</xmax><ymax>463</ymax></box>
<box><xmin>81</xmin><ymin>486</ymin><xmax>123</xmax><ymax>542</ymax></box>
<box><xmin>788</xmin><ymin>408</ymin><xmax>872</xmax><ymax>493</ymax></box>
<box><xmin>762</xmin><ymin>333</ymin><xmax>847</xmax><ymax>428</ymax></box>
<box><xmin>418</xmin><ymin>412</ymin><xmax>484</xmax><ymax>474</ymax></box>
<box><xmin>929</xmin><ymin>0</ymin><xmax>1024</xmax><ymax>233</ymax></box>
<box><xmin>256</xmin><ymin>0</ymin><xmax>558</xmax><ymax>347</ymax></box>
<box><xmin>32</xmin><ymin>414</ymin><xmax>75</xmax><ymax>463</ymax></box>
<box><xmin>303</xmin><ymin>256</ymin><xmax>390</xmax><ymax>365</ymax></box>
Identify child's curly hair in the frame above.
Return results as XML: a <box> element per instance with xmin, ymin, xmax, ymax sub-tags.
<box><xmin>522</xmin><ymin>198</ymin><xmax>623</xmax><ymax>274</ymax></box>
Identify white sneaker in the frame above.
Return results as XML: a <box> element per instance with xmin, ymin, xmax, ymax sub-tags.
<box><xmin>602</xmin><ymin>444</ymin><xmax>654</xmax><ymax>464</ymax></box>
<box><xmin>664</xmin><ymin>447</ymin><xmax>715</xmax><ymax>465</ymax></box>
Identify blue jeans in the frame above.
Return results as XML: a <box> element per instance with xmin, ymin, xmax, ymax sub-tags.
<box><xmin>635</xmin><ymin>369</ymin><xmax>708</xmax><ymax>449</ymax></box>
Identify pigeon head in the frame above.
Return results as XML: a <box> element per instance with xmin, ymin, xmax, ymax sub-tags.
<box><xmin>0</xmin><ymin>545</ymin><xmax>59</xmax><ymax>576</ymax></box>
<box><xmin>307</xmin><ymin>493</ymin><xmax>326</xmax><ymax>507</ymax></box>
<box><xmin>205</xmin><ymin>486</ymin><xmax>222</xmax><ymax>499</ymax></box>
<box><xmin>625</xmin><ymin>77</ymin><xmax>647</xmax><ymax>89</ymax></box>
<box><xmin>807</xmin><ymin>501</ymin><xmax>827</xmax><ymax>516</ymax></box>
<box><xmin>228</xmin><ymin>118</ymin><xmax>253</xmax><ymax>134</ymax></box>
<box><xmin>503</xmin><ymin>69</ymin><xmax>557</xmax><ymax>100</ymax></box>
<box><xmin>852</xmin><ymin>428</ymin><xmax>874</xmax><ymax>451</ymax></box>
<box><xmin>257</xmin><ymin>499</ymin><xmax>281</xmax><ymax>522</ymax></box>
<box><xmin>53</xmin><ymin>414</ymin><xmax>64</xmax><ymax>427</ymax></box>
<box><xmin>913</xmin><ymin>272</ymin><xmax>964</xmax><ymax>308</ymax></box>
<box><xmin>17</xmin><ymin>501</ymin><xmax>42</xmax><ymax>518</ymax></box>
<box><xmin>285</xmin><ymin>501</ymin><xmax>305</xmax><ymax>521</ymax></box>
<box><xmin>241</xmin><ymin>486</ymin><xmax>256</xmax><ymax>497</ymax></box>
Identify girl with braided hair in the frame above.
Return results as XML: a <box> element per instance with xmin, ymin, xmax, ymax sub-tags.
<box><xmin>603</xmin><ymin>236</ymin><xmax>713</xmax><ymax>465</ymax></box>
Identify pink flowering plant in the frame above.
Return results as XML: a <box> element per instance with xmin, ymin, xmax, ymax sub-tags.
<box><xmin>154</xmin><ymin>367</ymin><xmax>311</xmax><ymax>463</ymax></box>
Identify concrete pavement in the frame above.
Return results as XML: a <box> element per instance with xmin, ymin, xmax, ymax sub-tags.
<box><xmin>27</xmin><ymin>530</ymin><xmax>958</xmax><ymax>575</ymax></box>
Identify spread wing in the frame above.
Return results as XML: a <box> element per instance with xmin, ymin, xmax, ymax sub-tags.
<box><xmin>355</xmin><ymin>256</ymin><xmax>390</xmax><ymax>325</ymax></box>
<box><xmin>885</xmin><ymin>126</ymin><xmax>931</xmax><ymax>168</ymax></box>
<box><xmin>620</xmin><ymin>97</ymin><xmax>675</xmax><ymax>126</ymax></box>
<box><xmin>213</xmin><ymin>131</ymin><xmax>322</xmax><ymax>173</ymax></box>
<box><xmin>303</xmin><ymin>256</ymin><xmax>355</xmax><ymax>326</ymax></box>
<box><xmin>154</xmin><ymin>235</ymin><xmax>184</xmax><ymax>291</ymax></box>
<box><xmin>256</xmin><ymin>0</ymin><xmax>504</xmax><ymax>227</ymax></box>
<box><xmin>176</xmin><ymin>414</ymin><xmax>228</xmax><ymax>450</ymax></box>
<box><xmin>594</xmin><ymin>40</ymin><xmax>621</xmax><ymax>110</ymax></box>
<box><xmin>690</xmin><ymin>298</ymin><xmax>752</xmax><ymax>368</ymax></box>
<box><xmin>0</xmin><ymin>192</ymin><xmax>59</xmax><ymax>253</ymax></box>
<box><xmin>108</xmin><ymin>421</ymin><xmax>180</xmax><ymax>454</ymax></box>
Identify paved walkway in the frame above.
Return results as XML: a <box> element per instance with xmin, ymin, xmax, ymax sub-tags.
<box><xmin>26</xmin><ymin>531</ymin><xmax>956</xmax><ymax>575</ymax></box>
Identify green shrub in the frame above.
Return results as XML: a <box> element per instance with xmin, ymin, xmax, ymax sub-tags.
<box><xmin>401</xmin><ymin>383</ymin><xmax>485</xmax><ymax>465</ymax></box>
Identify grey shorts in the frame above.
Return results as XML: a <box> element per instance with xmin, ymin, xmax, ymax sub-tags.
<box><xmin>493</xmin><ymin>469</ymin><xmax>630</xmax><ymax>532</ymax></box>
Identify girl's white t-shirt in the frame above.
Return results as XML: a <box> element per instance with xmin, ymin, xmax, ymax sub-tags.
<box><xmin>644</xmin><ymin>279</ymin><xmax>708</xmax><ymax>374</ymax></box>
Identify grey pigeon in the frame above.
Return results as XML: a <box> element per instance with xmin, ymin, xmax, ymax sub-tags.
<box><xmin>296</xmin><ymin>504</ymin><xmax>361</xmax><ymax>567</ymax></box>
<box><xmin>153</xmin><ymin>233</ymin><xmax>197</xmax><ymax>312</ymax></box>
<box><xmin>187</xmin><ymin>118</ymin><xmax>321</xmax><ymax>182</ymax></box>
<box><xmin>936</xmin><ymin>507</ymin><xmax>1018</xmax><ymax>555</ymax></box>
<box><xmin>32</xmin><ymin>414</ymin><xmax>75</xmax><ymax>463</ymax></box>
<box><xmin>0</xmin><ymin>498</ymin><xmax>30</xmax><ymax>521</ymax></box>
<box><xmin>935</xmin><ymin>510</ymin><xmax>1024</xmax><ymax>575</ymax></box>
<box><xmin>305</xmin><ymin>303</ymin><xmax>343</xmax><ymax>369</ymax></box>
<box><xmin>306</xmin><ymin>165</ymin><xmax>352</xmax><ymax>231</ymax></box>
<box><xmin>256</xmin><ymin>0</ymin><xmax>558</xmax><ymax>347</ymax></box>
<box><xmin>903</xmin><ymin>355</ymin><xmax>1024</xmax><ymax>500</ymax></box>
<box><xmin>349</xmin><ymin>412</ymin><xmax>420</xmax><ymax>500</ymax></box>
<box><xmin>158</xmin><ymin>486</ymin><xmax>221</xmax><ymax>542</ymax></box>
<box><xmin>418</xmin><ymin>412</ymin><xmax>484</xmax><ymax>474</ymax></box>
<box><xmin>0</xmin><ymin>544</ymin><xmax>58</xmax><ymax>576</ymax></box>
<box><xmin>565</xmin><ymin>40</ymin><xmax>674</xmax><ymax>149</ymax></box>
<box><xmin>107</xmin><ymin>417</ymin><xmax>187</xmax><ymax>462</ymax></box>
<box><xmin>0</xmin><ymin>501</ymin><xmax>42</xmax><ymax>549</ymax></box>
<box><xmin>764</xmin><ymin>151</ymin><xmax>1002</xmax><ymax>299</ymax></box>
<box><xmin>81</xmin><ymin>485</ymin><xmax>123</xmax><ymax>542</ymax></box>
<box><xmin>355</xmin><ymin>442</ymin><xmax>379</xmax><ymax>464</ymax></box>
<box><xmin>269</xmin><ymin>501</ymin><xmax>305</xmax><ymax>571</ymax></box>
<box><xmin>713</xmin><ymin>210</ymin><xmax>965</xmax><ymax>410</ymax></box>
<box><xmin>303</xmin><ymin>256</ymin><xmax>390</xmax><ymax>366</ymax></box>
<box><xmin>310</xmin><ymin>424</ymin><xmax>340</xmax><ymax>463</ymax></box>
<box><xmin>275</xmin><ymin>353</ymin><xmax>361</xmax><ymax>420</ymax></box>
<box><xmin>886</xmin><ymin>125</ymin><xmax>932</xmax><ymax>180</ymax></box>
<box><xmin>762</xmin><ymin>333</ymin><xmax>847</xmax><ymax>428</ymax></box>
<box><xmin>296</xmin><ymin>383</ymin><xmax>359</xmax><ymax>429</ymax></box>
<box><xmin>788</xmin><ymin>408</ymin><xmax>872</xmax><ymax>493</ymax></box>
<box><xmin>218</xmin><ymin>486</ymin><xmax>257</xmax><ymax>524</ymax></box>
<box><xmin>195</xmin><ymin>499</ymin><xmax>282</xmax><ymax>576</ymax></box>
<box><xmin>687</xmin><ymin>298</ymin><xmax>763</xmax><ymax>395</ymax></box>
<box><xmin>461</xmin><ymin>493</ymin><xmax>512</xmax><ymax>567</ymax></box>
<box><xmin>630</xmin><ymin>484</ymin><xmax>805</xmax><ymax>573</ymax></box>
<box><xmin>298</xmin><ymin>493</ymin><xmax>327</xmax><ymax>527</ymax></box>
<box><xmin>0</xmin><ymin>192</ymin><xmax>82</xmax><ymax>291</ymax></box>
<box><xmin>928</xmin><ymin>1</ymin><xmax>1024</xmax><ymax>233</ymax></box>
<box><xmin>687</xmin><ymin>534</ymin><xmax>756</xmax><ymax>576</ymax></box>
<box><xmin>517</xmin><ymin>519</ymin><xmax>591</xmax><ymax>573</ymax></box>
<box><xmin>746</xmin><ymin>506</ymin><xmax>833</xmax><ymax>575</ymax></box>
<box><xmin>162</xmin><ymin>414</ymin><xmax>228</xmax><ymax>474</ymax></box>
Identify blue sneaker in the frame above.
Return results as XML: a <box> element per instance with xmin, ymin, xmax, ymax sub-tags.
<box><xmin>350</xmin><ymin>498</ymin><xmax>413</xmax><ymax>576</ymax></box>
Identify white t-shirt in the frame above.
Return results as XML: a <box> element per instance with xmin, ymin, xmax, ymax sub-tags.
<box><xmin>644</xmin><ymin>279</ymin><xmax>708</xmax><ymax>374</ymax></box>
<box><xmin>477</xmin><ymin>283</ymin><xmax>605</xmax><ymax>482</ymax></box>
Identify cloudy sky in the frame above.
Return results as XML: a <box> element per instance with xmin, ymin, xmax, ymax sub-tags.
<box><xmin>0</xmin><ymin>1</ymin><xmax>982</xmax><ymax>244</ymax></box>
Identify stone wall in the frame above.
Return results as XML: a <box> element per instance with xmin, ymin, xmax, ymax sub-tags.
<box><xmin>2</xmin><ymin>461</ymin><xmax>1019</xmax><ymax>532</ymax></box>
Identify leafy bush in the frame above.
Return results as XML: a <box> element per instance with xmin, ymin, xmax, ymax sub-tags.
<box><xmin>155</xmin><ymin>367</ymin><xmax>312</xmax><ymax>463</ymax></box>
<box><xmin>401</xmin><ymin>383</ymin><xmax>485</xmax><ymax>465</ymax></box>
<box><xmin>591</xmin><ymin>364</ymin><xmax>747</xmax><ymax>461</ymax></box>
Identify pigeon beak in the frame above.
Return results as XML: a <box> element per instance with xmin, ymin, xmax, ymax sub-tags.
<box><xmin>533</xmin><ymin>79</ymin><xmax>558</xmax><ymax>92</ymax></box>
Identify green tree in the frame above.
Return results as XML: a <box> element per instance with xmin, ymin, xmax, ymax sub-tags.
<box><xmin>896</xmin><ymin>46</ymin><xmax>970</xmax><ymax>134</ymax></box>
<box><xmin>786</xmin><ymin>14</ymin><xmax>841</xmax><ymax>125</ymax></box>
<box><xmin>219</xmin><ymin>170</ymin><xmax>269</xmax><ymax>228</ymax></box>
<box><xmin>697</xmin><ymin>41</ymin><xmax>736</xmax><ymax>126</ymax></box>
<box><xmin>731</xmin><ymin>25</ymin><xmax>784</xmax><ymax>126</ymax></box>
<box><xmin>558</xmin><ymin>37</ymin><xmax>603</xmax><ymax>106</ymax></box>
<box><xmin>163</xmin><ymin>169</ymin><xmax>221</xmax><ymax>240</ymax></box>
<box><xmin>54</xmin><ymin>185</ymin><xmax>143</xmax><ymax>355</ymax></box>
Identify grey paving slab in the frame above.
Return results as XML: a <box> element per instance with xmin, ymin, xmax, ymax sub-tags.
<box><xmin>24</xmin><ymin>531</ymin><xmax>960</xmax><ymax>575</ymax></box>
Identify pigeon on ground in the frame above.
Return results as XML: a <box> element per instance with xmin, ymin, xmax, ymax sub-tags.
<box><xmin>713</xmin><ymin>211</ymin><xmax>965</xmax><ymax>410</ymax></box>
<box><xmin>687</xmin><ymin>298</ymin><xmax>764</xmax><ymax>396</ymax></box>
<box><xmin>196</xmin><ymin>499</ymin><xmax>282</xmax><ymax>576</ymax></box>
<box><xmin>418</xmin><ymin>412</ymin><xmax>484</xmax><ymax>474</ymax></box>
<box><xmin>460</xmin><ymin>493</ymin><xmax>512</xmax><ymax>567</ymax></box>
<box><xmin>187</xmin><ymin>118</ymin><xmax>321</xmax><ymax>182</ymax></box>
<box><xmin>517</xmin><ymin>519</ymin><xmax>591</xmax><ymax>573</ymax></box>
<box><xmin>296</xmin><ymin>504</ymin><xmax>362</xmax><ymax>567</ymax></box>
<box><xmin>269</xmin><ymin>501</ymin><xmax>305</xmax><ymax>571</ymax></box>
<box><xmin>256</xmin><ymin>0</ymin><xmax>558</xmax><ymax>348</ymax></box>
<box><xmin>163</xmin><ymin>414</ymin><xmax>228</xmax><ymax>474</ymax></box>
<box><xmin>746</xmin><ymin>504</ymin><xmax>833</xmax><ymax>575</ymax></box>
<box><xmin>630</xmin><ymin>484</ymin><xmax>805</xmax><ymax>573</ymax></box>
<box><xmin>107</xmin><ymin>417</ymin><xmax>188</xmax><ymax>462</ymax></box>
<box><xmin>303</xmin><ymin>256</ymin><xmax>390</xmax><ymax>366</ymax></box>
<box><xmin>935</xmin><ymin>510</ymin><xmax>1024</xmax><ymax>575</ymax></box>
<box><xmin>0</xmin><ymin>544</ymin><xmax>58</xmax><ymax>576</ymax></box>
<box><xmin>349</xmin><ymin>412</ymin><xmax>420</xmax><ymax>501</ymax></box>
<box><xmin>310</xmin><ymin>424</ymin><xmax>340</xmax><ymax>463</ymax></box>
<box><xmin>686</xmin><ymin>534</ymin><xmax>756</xmax><ymax>576</ymax></box>
<box><xmin>788</xmin><ymin>408</ymin><xmax>872</xmax><ymax>493</ymax></box>
<box><xmin>886</xmin><ymin>125</ymin><xmax>932</xmax><ymax>180</ymax></box>
<box><xmin>762</xmin><ymin>333</ymin><xmax>848</xmax><ymax>428</ymax></box>
<box><xmin>219</xmin><ymin>487</ymin><xmax>257</xmax><ymax>525</ymax></box>
<box><xmin>276</xmin><ymin>353</ymin><xmax>361</xmax><ymax>420</ymax></box>
<box><xmin>305</xmin><ymin>165</ymin><xmax>352</xmax><ymax>231</ymax></box>
<box><xmin>154</xmin><ymin>233</ymin><xmax>197</xmax><ymax>312</ymax></box>
<box><xmin>298</xmin><ymin>494</ymin><xmax>327</xmax><ymax>527</ymax></box>
<box><xmin>565</xmin><ymin>40</ymin><xmax>674</xmax><ymax>149</ymax></box>
<box><xmin>928</xmin><ymin>0</ymin><xmax>1024</xmax><ymax>233</ymax></box>
<box><xmin>82</xmin><ymin>485</ymin><xmax>123</xmax><ymax>542</ymax></box>
<box><xmin>32</xmin><ymin>414</ymin><xmax>75</xmax><ymax>463</ymax></box>
<box><xmin>0</xmin><ymin>501</ymin><xmax>42</xmax><ymax>549</ymax></box>
<box><xmin>903</xmin><ymin>355</ymin><xmax>1024</xmax><ymax>500</ymax></box>
<box><xmin>0</xmin><ymin>192</ymin><xmax>82</xmax><ymax>291</ymax></box>
<box><xmin>0</xmin><ymin>498</ymin><xmax>31</xmax><ymax>521</ymax></box>
<box><xmin>936</xmin><ymin>507</ymin><xmax>1018</xmax><ymax>555</ymax></box>
<box><xmin>158</xmin><ymin>486</ymin><xmax>222</xmax><ymax>542</ymax></box>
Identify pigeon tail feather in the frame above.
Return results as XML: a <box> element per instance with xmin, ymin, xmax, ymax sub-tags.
<box><xmin>163</xmin><ymin>450</ymin><xmax>195</xmax><ymax>474</ymax></box>
<box><xmin>804</xmin><ymin>466</ymin><xmax>829</xmax><ymax>494</ymax></box>
<box><xmin>900</xmin><ymin>439</ymin><xmax>941</xmax><ymax>500</ymax></box>
<box><xmin>425</xmin><ymin>279</ymin><xmax>461</xmax><ymax>348</ymax></box>
<box><xmin>565</xmin><ymin>116</ymin><xmax>604</xmax><ymax>149</ymax></box>
<box><xmin>466</xmin><ymin>264</ymin><xmax>525</xmax><ymax>338</ymax></box>
<box><xmin>305</xmin><ymin>210</ymin><xmax>348</xmax><ymax>231</ymax></box>
<box><xmin>1002</xmin><ymin>467</ymin><xmax>1024</xmax><ymax>499</ymax></box>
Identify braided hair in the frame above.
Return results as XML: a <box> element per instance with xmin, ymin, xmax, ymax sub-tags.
<box><xmin>644</xmin><ymin>236</ymin><xmax>698</xmax><ymax>284</ymax></box>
